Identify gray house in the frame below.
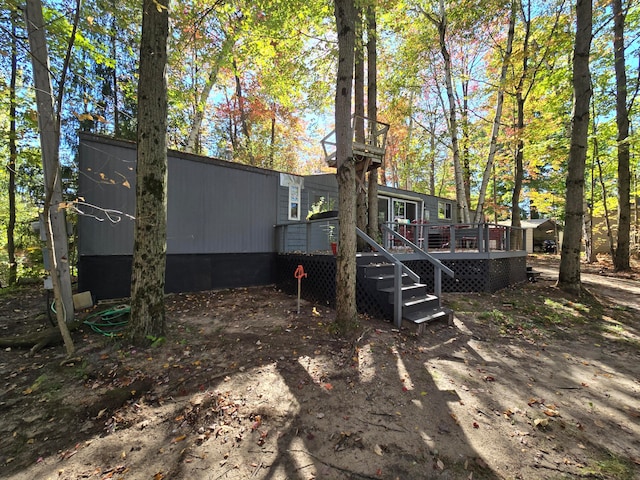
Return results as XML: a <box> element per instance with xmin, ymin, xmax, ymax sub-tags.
<box><xmin>77</xmin><ymin>134</ymin><xmax>457</xmax><ymax>300</ymax></box>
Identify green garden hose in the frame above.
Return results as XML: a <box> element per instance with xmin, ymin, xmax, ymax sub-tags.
<box><xmin>82</xmin><ymin>305</ymin><xmax>131</xmax><ymax>337</ymax></box>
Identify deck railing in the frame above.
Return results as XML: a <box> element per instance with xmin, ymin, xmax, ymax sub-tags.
<box><xmin>275</xmin><ymin>220</ymin><xmax>527</xmax><ymax>255</ymax></box>
<box><xmin>382</xmin><ymin>222</ymin><xmax>527</xmax><ymax>253</ymax></box>
<box><xmin>275</xmin><ymin>216</ymin><xmax>340</xmax><ymax>254</ymax></box>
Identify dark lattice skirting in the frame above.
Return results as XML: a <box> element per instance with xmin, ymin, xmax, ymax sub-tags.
<box><xmin>276</xmin><ymin>254</ymin><xmax>528</xmax><ymax>319</ymax></box>
<box><xmin>405</xmin><ymin>256</ymin><xmax>527</xmax><ymax>293</ymax></box>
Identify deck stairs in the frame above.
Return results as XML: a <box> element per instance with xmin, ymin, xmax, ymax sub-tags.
<box><xmin>356</xmin><ymin>253</ymin><xmax>453</xmax><ymax>333</ymax></box>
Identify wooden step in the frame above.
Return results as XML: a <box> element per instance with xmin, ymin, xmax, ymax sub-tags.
<box><xmin>380</xmin><ymin>283</ymin><xmax>427</xmax><ymax>303</ymax></box>
<box><xmin>366</xmin><ymin>273</ymin><xmax>413</xmax><ymax>289</ymax></box>
<box><xmin>402</xmin><ymin>294</ymin><xmax>440</xmax><ymax>315</ymax></box>
<box><xmin>404</xmin><ymin>307</ymin><xmax>454</xmax><ymax>334</ymax></box>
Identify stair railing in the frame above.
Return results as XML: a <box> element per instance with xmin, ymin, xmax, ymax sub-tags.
<box><xmin>356</xmin><ymin>227</ymin><xmax>420</xmax><ymax>327</ymax></box>
<box><xmin>381</xmin><ymin>224</ymin><xmax>455</xmax><ymax>305</ymax></box>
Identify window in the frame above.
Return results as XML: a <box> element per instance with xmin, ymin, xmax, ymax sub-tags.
<box><xmin>288</xmin><ymin>185</ymin><xmax>300</xmax><ymax>221</ymax></box>
<box><xmin>392</xmin><ymin>199</ymin><xmax>417</xmax><ymax>221</ymax></box>
<box><xmin>438</xmin><ymin>201</ymin><xmax>452</xmax><ymax>220</ymax></box>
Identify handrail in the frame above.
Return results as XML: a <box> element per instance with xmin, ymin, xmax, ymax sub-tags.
<box><xmin>356</xmin><ymin>227</ymin><xmax>420</xmax><ymax>282</ymax></box>
<box><xmin>356</xmin><ymin>227</ymin><xmax>412</xmax><ymax>327</ymax></box>
<box><xmin>382</xmin><ymin>225</ymin><xmax>455</xmax><ymax>278</ymax></box>
<box><xmin>381</xmin><ymin>224</ymin><xmax>454</xmax><ymax>310</ymax></box>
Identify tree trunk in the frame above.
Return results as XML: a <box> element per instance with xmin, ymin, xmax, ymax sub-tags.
<box><xmin>7</xmin><ymin>9</ymin><xmax>18</xmax><ymax>286</ymax></box>
<box><xmin>111</xmin><ymin>0</ymin><xmax>120</xmax><ymax>138</ymax></box>
<box><xmin>24</xmin><ymin>0</ymin><xmax>75</xmax><ymax>355</ymax></box>
<box><xmin>185</xmin><ymin>31</ymin><xmax>236</xmax><ymax>154</ymax></box>
<box><xmin>475</xmin><ymin>2</ymin><xmax>515</xmax><ymax>223</ymax></box>
<box><xmin>428</xmin><ymin>0</ymin><xmax>470</xmax><ymax>222</ymax></box>
<box><xmin>613</xmin><ymin>0</ymin><xmax>631</xmax><ymax>271</ymax></box>
<box><xmin>582</xmin><ymin>200</ymin><xmax>593</xmax><ymax>263</ymax></box>
<box><xmin>366</xmin><ymin>2</ymin><xmax>379</xmax><ymax>242</ymax></box>
<box><xmin>461</xmin><ymin>78</ymin><xmax>471</xmax><ymax>209</ymax></box>
<box><xmin>128</xmin><ymin>0</ymin><xmax>170</xmax><ymax>345</ymax></box>
<box><xmin>558</xmin><ymin>0</ymin><xmax>592</xmax><ymax>295</ymax></box>
<box><xmin>334</xmin><ymin>0</ymin><xmax>358</xmax><ymax>333</ymax></box>
<box><xmin>585</xmin><ymin>105</ymin><xmax>598</xmax><ymax>264</ymax></box>
<box><xmin>596</xmin><ymin>147</ymin><xmax>616</xmax><ymax>258</ymax></box>
<box><xmin>354</xmin><ymin>8</ymin><xmax>367</xmax><ymax>250</ymax></box>
<box><xmin>233</xmin><ymin>58</ymin><xmax>255</xmax><ymax>165</ymax></box>
<box><xmin>511</xmin><ymin>94</ymin><xmax>525</xmax><ymax>248</ymax></box>
<box><xmin>269</xmin><ymin>103</ymin><xmax>276</xmax><ymax>168</ymax></box>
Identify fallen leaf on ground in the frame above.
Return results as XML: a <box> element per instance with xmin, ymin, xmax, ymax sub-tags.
<box><xmin>533</xmin><ymin>418</ymin><xmax>548</xmax><ymax>428</ymax></box>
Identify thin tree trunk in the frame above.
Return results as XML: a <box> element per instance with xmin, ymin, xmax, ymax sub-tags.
<box><xmin>185</xmin><ymin>32</ymin><xmax>235</xmax><ymax>153</ymax></box>
<box><xmin>366</xmin><ymin>2</ymin><xmax>379</xmax><ymax>241</ymax></box>
<box><xmin>596</xmin><ymin>143</ymin><xmax>616</xmax><ymax>257</ymax></box>
<box><xmin>425</xmin><ymin>0</ymin><xmax>470</xmax><ymax>222</ymax></box>
<box><xmin>128</xmin><ymin>0</ymin><xmax>170</xmax><ymax>345</ymax></box>
<box><xmin>558</xmin><ymin>0</ymin><xmax>592</xmax><ymax>295</ymax></box>
<box><xmin>269</xmin><ymin>103</ymin><xmax>276</xmax><ymax>168</ymax></box>
<box><xmin>24</xmin><ymin>0</ymin><xmax>75</xmax><ymax>354</ymax></box>
<box><xmin>233</xmin><ymin>58</ymin><xmax>254</xmax><ymax>165</ymax></box>
<box><xmin>8</xmin><ymin>10</ymin><xmax>18</xmax><ymax>286</ymax></box>
<box><xmin>475</xmin><ymin>2</ymin><xmax>515</xmax><ymax>223</ymax></box>
<box><xmin>334</xmin><ymin>0</ymin><xmax>357</xmax><ymax>333</ymax></box>
<box><xmin>354</xmin><ymin>7</ymin><xmax>367</xmax><ymax>250</ymax></box>
<box><xmin>511</xmin><ymin>94</ymin><xmax>525</xmax><ymax>247</ymax></box>
<box><xmin>613</xmin><ymin>0</ymin><xmax>630</xmax><ymax>271</ymax></box>
<box><xmin>111</xmin><ymin>0</ymin><xmax>119</xmax><ymax>137</ymax></box>
<box><xmin>461</xmin><ymin>78</ymin><xmax>471</xmax><ymax>209</ymax></box>
<box><xmin>582</xmin><ymin>199</ymin><xmax>593</xmax><ymax>262</ymax></box>
<box><xmin>585</xmin><ymin>105</ymin><xmax>598</xmax><ymax>263</ymax></box>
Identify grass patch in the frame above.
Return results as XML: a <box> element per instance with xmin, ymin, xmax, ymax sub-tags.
<box><xmin>583</xmin><ymin>452</ymin><xmax>636</xmax><ymax>480</ymax></box>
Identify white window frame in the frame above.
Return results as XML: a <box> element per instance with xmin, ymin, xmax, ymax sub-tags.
<box><xmin>288</xmin><ymin>184</ymin><xmax>301</xmax><ymax>221</ymax></box>
<box><xmin>438</xmin><ymin>201</ymin><xmax>452</xmax><ymax>220</ymax></box>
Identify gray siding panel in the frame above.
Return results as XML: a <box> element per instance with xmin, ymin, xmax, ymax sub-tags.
<box><xmin>167</xmin><ymin>159</ymin><xmax>277</xmax><ymax>253</ymax></box>
<box><xmin>78</xmin><ymin>135</ymin><xmax>278</xmax><ymax>256</ymax></box>
<box><xmin>78</xmin><ymin>139</ymin><xmax>137</xmax><ymax>256</ymax></box>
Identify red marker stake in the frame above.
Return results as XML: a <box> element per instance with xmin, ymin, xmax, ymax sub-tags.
<box><xmin>294</xmin><ymin>265</ymin><xmax>307</xmax><ymax>314</ymax></box>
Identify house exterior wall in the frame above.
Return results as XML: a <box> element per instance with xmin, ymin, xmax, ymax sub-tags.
<box><xmin>78</xmin><ymin>134</ymin><xmax>280</xmax><ymax>298</ymax></box>
<box><xmin>77</xmin><ymin>135</ymin><xmax>460</xmax><ymax>298</ymax></box>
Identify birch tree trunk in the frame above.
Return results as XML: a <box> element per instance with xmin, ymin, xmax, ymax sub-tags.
<box><xmin>558</xmin><ymin>0</ymin><xmax>592</xmax><ymax>295</ymax></box>
<box><xmin>334</xmin><ymin>0</ymin><xmax>358</xmax><ymax>333</ymax></box>
<box><xmin>427</xmin><ymin>0</ymin><xmax>470</xmax><ymax>222</ymax></box>
<box><xmin>128</xmin><ymin>0</ymin><xmax>170</xmax><ymax>345</ymax></box>
<box><xmin>185</xmin><ymin>32</ymin><xmax>236</xmax><ymax>154</ymax></box>
<box><xmin>24</xmin><ymin>0</ymin><xmax>75</xmax><ymax>355</ymax></box>
<box><xmin>474</xmin><ymin>2</ymin><xmax>515</xmax><ymax>223</ymax></box>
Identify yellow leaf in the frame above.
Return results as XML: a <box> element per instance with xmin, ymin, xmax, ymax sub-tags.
<box><xmin>122</xmin><ymin>180</ymin><xmax>131</xmax><ymax>189</ymax></box>
<box><xmin>172</xmin><ymin>434</ymin><xmax>187</xmax><ymax>443</ymax></box>
<box><xmin>152</xmin><ymin>0</ymin><xmax>168</xmax><ymax>12</ymax></box>
<box><xmin>87</xmin><ymin>16</ymin><xmax>94</xmax><ymax>25</ymax></box>
<box><xmin>533</xmin><ymin>418</ymin><xmax>548</xmax><ymax>428</ymax></box>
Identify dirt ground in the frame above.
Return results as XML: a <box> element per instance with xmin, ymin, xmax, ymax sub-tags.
<box><xmin>1</xmin><ymin>254</ymin><xmax>639</xmax><ymax>480</ymax></box>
